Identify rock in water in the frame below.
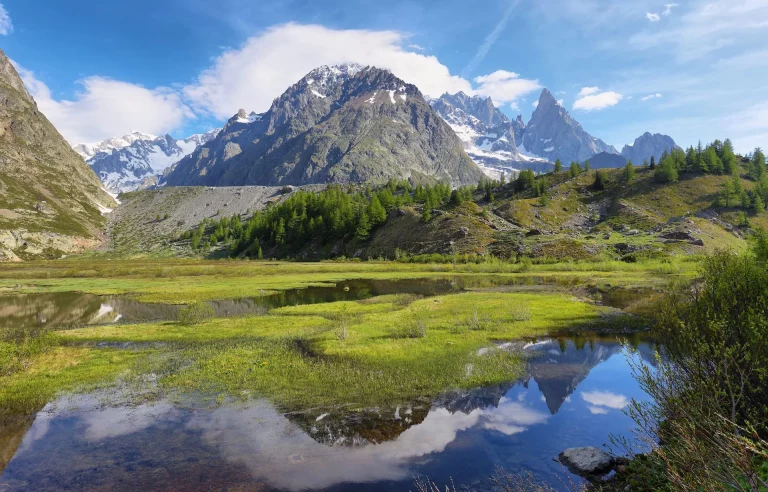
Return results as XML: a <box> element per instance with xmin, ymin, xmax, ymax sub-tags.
<box><xmin>558</xmin><ymin>446</ymin><xmax>616</xmax><ymax>476</ymax></box>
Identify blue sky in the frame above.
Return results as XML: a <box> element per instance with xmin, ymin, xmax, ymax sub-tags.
<box><xmin>2</xmin><ymin>0</ymin><xmax>767</xmax><ymax>153</ymax></box>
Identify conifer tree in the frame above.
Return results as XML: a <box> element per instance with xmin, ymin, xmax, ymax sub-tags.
<box><xmin>355</xmin><ymin>211</ymin><xmax>371</xmax><ymax>240</ymax></box>
<box><xmin>649</xmin><ymin>155</ymin><xmax>656</xmax><ymax>170</ymax></box>
<box><xmin>554</xmin><ymin>159</ymin><xmax>562</xmax><ymax>173</ymax></box>
<box><xmin>623</xmin><ymin>159</ymin><xmax>636</xmax><ymax>184</ymax></box>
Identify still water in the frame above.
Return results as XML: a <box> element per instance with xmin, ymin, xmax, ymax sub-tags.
<box><xmin>1</xmin><ymin>334</ymin><xmax>656</xmax><ymax>491</ymax></box>
<box><xmin>0</xmin><ymin>277</ymin><xmax>657</xmax><ymax>334</ymax></box>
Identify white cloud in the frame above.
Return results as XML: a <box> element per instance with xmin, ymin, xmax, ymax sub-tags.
<box><xmin>472</xmin><ymin>70</ymin><xmax>541</xmax><ymax>107</ymax></box>
<box><xmin>16</xmin><ymin>63</ymin><xmax>193</xmax><ymax>144</ymax></box>
<box><xmin>533</xmin><ymin>100</ymin><xmax>539</xmax><ymax>109</ymax></box>
<box><xmin>663</xmin><ymin>3</ymin><xmax>679</xmax><ymax>15</ymax></box>
<box><xmin>581</xmin><ymin>390</ymin><xmax>629</xmax><ymax>410</ymax></box>
<box><xmin>646</xmin><ymin>12</ymin><xmax>661</xmax><ymax>22</ymax></box>
<box><xmin>557</xmin><ymin>98</ymin><xmax>564</xmax><ymax>106</ymax></box>
<box><xmin>184</xmin><ymin>23</ymin><xmax>472</xmax><ymax>119</ymax></box>
<box><xmin>0</xmin><ymin>2</ymin><xmax>12</xmax><ymax>35</ymax></box>
<box><xmin>573</xmin><ymin>87</ymin><xmax>623</xmax><ymax>111</ymax></box>
<box><xmin>641</xmin><ymin>93</ymin><xmax>663</xmax><ymax>101</ymax></box>
<box><xmin>509</xmin><ymin>101</ymin><xmax>520</xmax><ymax>111</ymax></box>
<box><xmin>577</xmin><ymin>86</ymin><xmax>600</xmax><ymax>97</ymax></box>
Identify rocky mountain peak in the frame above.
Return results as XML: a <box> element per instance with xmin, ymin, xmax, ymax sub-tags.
<box><xmin>522</xmin><ymin>88</ymin><xmax>618</xmax><ymax>164</ymax></box>
<box><xmin>165</xmin><ymin>64</ymin><xmax>482</xmax><ymax>187</ymax></box>
<box><xmin>621</xmin><ymin>132</ymin><xmax>680</xmax><ymax>164</ymax></box>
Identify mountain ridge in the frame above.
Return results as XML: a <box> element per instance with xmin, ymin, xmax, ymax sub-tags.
<box><xmin>0</xmin><ymin>49</ymin><xmax>116</xmax><ymax>261</ymax></box>
<box><xmin>164</xmin><ymin>64</ymin><xmax>483</xmax><ymax>187</ymax></box>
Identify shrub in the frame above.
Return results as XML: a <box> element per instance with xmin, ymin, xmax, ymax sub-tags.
<box><xmin>177</xmin><ymin>301</ymin><xmax>215</xmax><ymax>326</ymax></box>
<box><xmin>623</xmin><ymin>248</ymin><xmax>768</xmax><ymax>489</ymax></box>
<box><xmin>394</xmin><ymin>308</ymin><xmax>428</xmax><ymax>338</ymax></box>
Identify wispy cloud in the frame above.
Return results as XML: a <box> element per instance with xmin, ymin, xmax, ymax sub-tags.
<box><xmin>573</xmin><ymin>87</ymin><xmax>623</xmax><ymax>111</ymax></box>
<box><xmin>646</xmin><ymin>12</ymin><xmax>661</xmax><ymax>22</ymax></box>
<box><xmin>631</xmin><ymin>0</ymin><xmax>768</xmax><ymax>61</ymax></box>
<box><xmin>0</xmin><ymin>2</ymin><xmax>13</xmax><ymax>35</ymax></box>
<box><xmin>641</xmin><ymin>93</ymin><xmax>663</xmax><ymax>101</ymax></box>
<box><xmin>663</xmin><ymin>3</ymin><xmax>679</xmax><ymax>16</ymax></box>
<box><xmin>461</xmin><ymin>0</ymin><xmax>521</xmax><ymax>77</ymax></box>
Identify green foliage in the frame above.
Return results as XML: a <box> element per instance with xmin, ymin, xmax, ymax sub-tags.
<box><xmin>554</xmin><ymin>159</ymin><xmax>562</xmax><ymax>173</ymax></box>
<box><xmin>750</xmin><ymin>148</ymin><xmax>766</xmax><ymax>181</ymax></box>
<box><xmin>515</xmin><ymin>169</ymin><xmax>536</xmax><ymax>191</ymax></box>
<box><xmin>623</xmin><ymin>159</ymin><xmax>636</xmax><ymax>184</ymax></box>
<box><xmin>593</xmin><ymin>170</ymin><xmax>608</xmax><ymax>190</ymax></box>
<box><xmin>627</xmin><ymin>247</ymin><xmax>768</xmax><ymax>489</ymax></box>
<box><xmin>188</xmin><ymin>181</ymin><xmax>453</xmax><ymax>257</ymax></box>
<box><xmin>178</xmin><ymin>301</ymin><xmax>215</xmax><ymax>326</ymax></box>
<box><xmin>654</xmin><ymin>158</ymin><xmax>678</xmax><ymax>183</ymax></box>
<box><xmin>568</xmin><ymin>161</ymin><xmax>582</xmax><ymax>178</ymax></box>
<box><xmin>584</xmin><ymin>160</ymin><xmax>591</xmax><ymax>172</ymax></box>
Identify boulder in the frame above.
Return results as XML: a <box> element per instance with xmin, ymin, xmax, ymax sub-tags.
<box><xmin>558</xmin><ymin>446</ymin><xmax>615</xmax><ymax>476</ymax></box>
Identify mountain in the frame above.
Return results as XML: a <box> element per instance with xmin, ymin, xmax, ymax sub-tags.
<box><xmin>522</xmin><ymin>89</ymin><xmax>618</xmax><ymax>165</ymax></box>
<box><xmin>164</xmin><ymin>64</ymin><xmax>484</xmax><ymax>187</ymax></box>
<box><xmin>621</xmin><ymin>132</ymin><xmax>680</xmax><ymax>165</ymax></box>
<box><xmin>430</xmin><ymin>92</ymin><xmax>550</xmax><ymax>176</ymax></box>
<box><xmin>77</xmin><ymin>129</ymin><xmax>220</xmax><ymax>193</ymax></box>
<box><xmin>0</xmin><ymin>49</ymin><xmax>116</xmax><ymax>261</ymax></box>
<box><xmin>584</xmin><ymin>152</ymin><xmax>627</xmax><ymax>169</ymax></box>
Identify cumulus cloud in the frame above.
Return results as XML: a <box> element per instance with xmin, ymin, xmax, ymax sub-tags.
<box><xmin>646</xmin><ymin>12</ymin><xmax>661</xmax><ymax>22</ymax></box>
<box><xmin>573</xmin><ymin>87</ymin><xmax>623</xmax><ymax>111</ymax></box>
<box><xmin>184</xmin><ymin>23</ymin><xmax>473</xmax><ymax>119</ymax></box>
<box><xmin>472</xmin><ymin>70</ymin><xmax>541</xmax><ymax>107</ymax></box>
<box><xmin>0</xmin><ymin>2</ymin><xmax>12</xmax><ymax>35</ymax></box>
<box><xmin>641</xmin><ymin>93</ymin><xmax>663</xmax><ymax>101</ymax></box>
<box><xmin>581</xmin><ymin>390</ymin><xmax>629</xmax><ymax>410</ymax></box>
<box><xmin>15</xmin><ymin>63</ymin><xmax>193</xmax><ymax>144</ymax></box>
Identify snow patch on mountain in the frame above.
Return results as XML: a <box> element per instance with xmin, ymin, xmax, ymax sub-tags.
<box><xmin>78</xmin><ymin>129</ymin><xmax>221</xmax><ymax>194</ymax></box>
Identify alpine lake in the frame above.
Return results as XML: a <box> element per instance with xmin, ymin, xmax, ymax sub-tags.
<box><xmin>0</xmin><ymin>259</ymin><xmax>688</xmax><ymax>491</ymax></box>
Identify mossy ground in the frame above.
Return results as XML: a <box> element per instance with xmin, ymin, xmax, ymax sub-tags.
<box><xmin>0</xmin><ymin>258</ymin><xmax>675</xmax><ymax>419</ymax></box>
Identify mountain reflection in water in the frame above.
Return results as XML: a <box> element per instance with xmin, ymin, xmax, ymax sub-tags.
<box><xmin>1</xmin><ymin>335</ymin><xmax>656</xmax><ymax>491</ymax></box>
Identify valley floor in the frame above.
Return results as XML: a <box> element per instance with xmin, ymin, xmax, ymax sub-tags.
<box><xmin>0</xmin><ymin>257</ymin><xmax>694</xmax><ymax>487</ymax></box>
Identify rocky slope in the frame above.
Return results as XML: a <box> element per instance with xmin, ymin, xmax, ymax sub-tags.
<box><xmin>430</xmin><ymin>92</ymin><xmax>550</xmax><ymax>176</ymax></box>
<box><xmin>77</xmin><ymin>129</ymin><xmax>219</xmax><ymax>193</ymax></box>
<box><xmin>522</xmin><ymin>89</ymin><xmax>618</xmax><ymax>165</ymax></box>
<box><xmin>621</xmin><ymin>132</ymin><xmax>680</xmax><ymax>165</ymax></box>
<box><xmin>164</xmin><ymin>64</ymin><xmax>484</xmax><ymax>187</ymax></box>
<box><xmin>0</xmin><ymin>49</ymin><xmax>117</xmax><ymax>261</ymax></box>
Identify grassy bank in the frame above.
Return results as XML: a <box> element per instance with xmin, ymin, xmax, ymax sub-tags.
<box><xmin>0</xmin><ymin>257</ymin><xmax>697</xmax><ymax>304</ymax></box>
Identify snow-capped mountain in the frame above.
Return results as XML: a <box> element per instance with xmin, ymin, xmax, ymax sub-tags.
<box><xmin>164</xmin><ymin>64</ymin><xmax>483</xmax><ymax>187</ymax></box>
<box><xmin>73</xmin><ymin>131</ymin><xmax>157</xmax><ymax>160</ymax></box>
<box><xmin>430</xmin><ymin>92</ymin><xmax>550</xmax><ymax>177</ymax></box>
<box><xmin>521</xmin><ymin>89</ymin><xmax>618</xmax><ymax>165</ymax></box>
<box><xmin>76</xmin><ymin>129</ymin><xmax>220</xmax><ymax>193</ymax></box>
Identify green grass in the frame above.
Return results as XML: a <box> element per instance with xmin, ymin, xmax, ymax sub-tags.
<box><xmin>1</xmin><ymin>289</ymin><xmax>609</xmax><ymax>417</ymax></box>
<box><xmin>0</xmin><ymin>257</ymin><xmax>697</xmax><ymax>303</ymax></box>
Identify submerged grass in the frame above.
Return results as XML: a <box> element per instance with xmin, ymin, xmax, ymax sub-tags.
<box><xmin>1</xmin><ymin>290</ymin><xmax>607</xmax><ymax>415</ymax></box>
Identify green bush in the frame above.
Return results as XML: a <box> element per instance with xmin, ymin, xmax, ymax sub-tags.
<box><xmin>178</xmin><ymin>301</ymin><xmax>215</xmax><ymax>326</ymax></box>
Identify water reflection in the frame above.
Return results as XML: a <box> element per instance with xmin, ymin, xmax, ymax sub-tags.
<box><xmin>0</xmin><ymin>277</ymin><xmax>657</xmax><ymax>336</ymax></box>
<box><xmin>1</xmin><ymin>334</ymin><xmax>656</xmax><ymax>491</ymax></box>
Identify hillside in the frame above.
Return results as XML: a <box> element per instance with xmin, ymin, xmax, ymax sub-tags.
<box><xmin>0</xmin><ymin>49</ymin><xmax>117</xmax><ymax>261</ymax></box>
<box><xmin>165</xmin><ymin>65</ymin><xmax>483</xmax><ymax>188</ymax></box>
